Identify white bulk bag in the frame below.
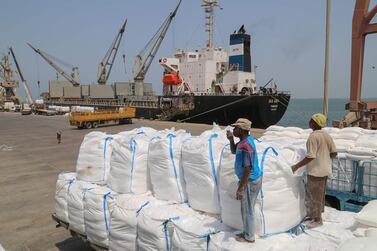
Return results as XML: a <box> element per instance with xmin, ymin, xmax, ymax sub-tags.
<box><xmin>108</xmin><ymin>132</ymin><xmax>152</xmax><ymax>194</ymax></box>
<box><xmin>109</xmin><ymin>193</ymin><xmax>165</xmax><ymax>251</ymax></box>
<box><xmin>171</xmin><ymin>214</ymin><xmax>224</xmax><ymax>251</ymax></box>
<box><xmin>327</xmin><ymin>156</ymin><xmax>356</xmax><ymax>192</ymax></box>
<box><xmin>355</xmin><ymin>200</ymin><xmax>377</xmax><ymax>227</ymax></box>
<box><xmin>55</xmin><ymin>172</ymin><xmax>76</xmax><ymax>222</ymax></box>
<box><xmin>148</xmin><ymin>130</ymin><xmax>191</xmax><ymax>202</ymax></box>
<box><xmin>219</xmin><ymin>141</ymin><xmax>306</xmax><ymax>236</ymax></box>
<box><xmin>76</xmin><ymin>132</ymin><xmax>113</xmax><ymax>184</ymax></box>
<box><xmin>355</xmin><ymin>134</ymin><xmax>377</xmax><ymax>149</ymax></box>
<box><xmin>337</xmin><ymin>237</ymin><xmax>377</xmax><ymax>251</ymax></box>
<box><xmin>84</xmin><ymin>186</ymin><xmax>115</xmax><ymax>248</ymax></box>
<box><xmin>67</xmin><ymin>180</ymin><xmax>97</xmax><ymax>234</ymax></box>
<box><xmin>137</xmin><ymin>203</ymin><xmax>196</xmax><ymax>251</ymax></box>
<box><xmin>208</xmin><ymin>231</ymin><xmax>293</xmax><ymax>251</ymax></box>
<box><xmin>182</xmin><ymin>126</ymin><xmax>228</xmax><ymax>214</ymax></box>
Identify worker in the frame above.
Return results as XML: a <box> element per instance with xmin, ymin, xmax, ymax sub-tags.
<box><xmin>227</xmin><ymin>118</ymin><xmax>261</xmax><ymax>243</ymax></box>
<box><xmin>57</xmin><ymin>130</ymin><xmax>62</xmax><ymax>144</ymax></box>
<box><xmin>291</xmin><ymin>113</ymin><xmax>337</xmax><ymax>229</ymax></box>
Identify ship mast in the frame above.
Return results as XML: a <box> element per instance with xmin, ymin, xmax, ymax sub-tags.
<box><xmin>202</xmin><ymin>0</ymin><xmax>221</xmax><ymax>48</ymax></box>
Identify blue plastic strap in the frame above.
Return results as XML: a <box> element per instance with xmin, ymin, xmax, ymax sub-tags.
<box><xmin>136</xmin><ymin>201</ymin><xmax>150</xmax><ymax>216</ymax></box>
<box><xmin>259</xmin><ymin>146</ymin><xmax>278</xmax><ymax>236</ymax></box>
<box><xmin>102</xmin><ymin>136</ymin><xmax>113</xmax><ymax>182</ymax></box>
<box><xmin>163</xmin><ymin>216</ymin><xmax>180</xmax><ymax>251</ymax></box>
<box><xmin>167</xmin><ymin>134</ymin><xmax>184</xmax><ymax>203</ymax></box>
<box><xmin>129</xmin><ymin>138</ymin><xmax>137</xmax><ymax>192</ymax></box>
<box><xmin>208</xmin><ymin>134</ymin><xmax>219</xmax><ymax>187</ymax></box>
<box><xmin>103</xmin><ymin>192</ymin><xmax>112</xmax><ymax>234</ymax></box>
<box><xmin>67</xmin><ymin>179</ymin><xmax>74</xmax><ymax>192</ymax></box>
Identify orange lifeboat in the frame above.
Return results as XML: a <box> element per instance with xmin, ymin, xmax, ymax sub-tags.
<box><xmin>163</xmin><ymin>72</ymin><xmax>182</xmax><ymax>85</ymax></box>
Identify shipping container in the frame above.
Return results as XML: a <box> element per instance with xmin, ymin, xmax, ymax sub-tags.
<box><xmin>63</xmin><ymin>86</ymin><xmax>81</xmax><ymax>98</ymax></box>
<box><xmin>89</xmin><ymin>85</ymin><xmax>115</xmax><ymax>99</ymax></box>
<box><xmin>49</xmin><ymin>80</ymin><xmax>72</xmax><ymax>98</ymax></box>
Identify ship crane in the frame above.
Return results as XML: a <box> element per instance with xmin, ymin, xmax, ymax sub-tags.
<box><xmin>8</xmin><ymin>47</ymin><xmax>33</xmax><ymax>105</ymax></box>
<box><xmin>97</xmin><ymin>19</ymin><xmax>127</xmax><ymax>85</ymax></box>
<box><xmin>132</xmin><ymin>0</ymin><xmax>181</xmax><ymax>96</ymax></box>
<box><xmin>27</xmin><ymin>43</ymin><xmax>80</xmax><ymax>86</ymax></box>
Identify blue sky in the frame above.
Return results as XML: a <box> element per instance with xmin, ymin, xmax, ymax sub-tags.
<box><xmin>1</xmin><ymin>0</ymin><xmax>377</xmax><ymax>100</ymax></box>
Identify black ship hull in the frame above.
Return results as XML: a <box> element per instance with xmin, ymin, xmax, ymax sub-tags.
<box><xmin>135</xmin><ymin>93</ymin><xmax>290</xmax><ymax>129</ymax></box>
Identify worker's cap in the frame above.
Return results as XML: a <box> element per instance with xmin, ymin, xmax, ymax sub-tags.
<box><xmin>311</xmin><ymin>113</ymin><xmax>327</xmax><ymax>128</ymax></box>
<box><xmin>231</xmin><ymin>118</ymin><xmax>252</xmax><ymax>131</ymax></box>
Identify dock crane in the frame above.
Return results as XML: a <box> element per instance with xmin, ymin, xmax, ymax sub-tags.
<box><xmin>0</xmin><ymin>52</ymin><xmax>20</xmax><ymax>106</ymax></box>
<box><xmin>8</xmin><ymin>47</ymin><xmax>33</xmax><ymax>105</ymax></box>
<box><xmin>97</xmin><ymin>19</ymin><xmax>127</xmax><ymax>85</ymax></box>
<box><xmin>333</xmin><ymin>0</ymin><xmax>377</xmax><ymax>129</ymax></box>
<box><xmin>132</xmin><ymin>0</ymin><xmax>181</xmax><ymax>96</ymax></box>
<box><xmin>27</xmin><ymin>43</ymin><xmax>80</xmax><ymax>86</ymax></box>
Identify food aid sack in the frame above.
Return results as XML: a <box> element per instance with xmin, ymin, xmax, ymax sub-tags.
<box><xmin>181</xmin><ymin>125</ymin><xmax>229</xmax><ymax>214</ymax></box>
<box><xmin>55</xmin><ymin>172</ymin><xmax>76</xmax><ymax>223</ymax></box>
<box><xmin>76</xmin><ymin>131</ymin><xmax>113</xmax><ymax>184</ymax></box>
<box><xmin>219</xmin><ymin>141</ymin><xmax>306</xmax><ymax>236</ymax></box>
<box><xmin>171</xmin><ymin>213</ymin><xmax>225</xmax><ymax>251</ymax></box>
<box><xmin>136</xmin><ymin>203</ymin><xmax>196</xmax><ymax>251</ymax></box>
<box><xmin>208</xmin><ymin>231</ymin><xmax>294</xmax><ymax>251</ymax></box>
<box><xmin>108</xmin><ymin>130</ymin><xmax>154</xmax><ymax>194</ymax></box>
<box><xmin>84</xmin><ymin>186</ymin><xmax>115</xmax><ymax>248</ymax></box>
<box><xmin>148</xmin><ymin>129</ymin><xmax>191</xmax><ymax>203</ymax></box>
<box><xmin>355</xmin><ymin>200</ymin><xmax>377</xmax><ymax>227</ymax></box>
<box><xmin>67</xmin><ymin>180</ymin><xmax>98</xmax><ymax>234</ymax></box>
<box><xmin>109</xmin><ymin>193</ymin><xmax>166</xmax><ymax>251</ymax></box>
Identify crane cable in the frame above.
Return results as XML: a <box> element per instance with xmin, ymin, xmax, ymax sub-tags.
<box><xmin>35</xmin><ymin>53</ymin><xmax>41</xmax><ymax>96</ymax></box>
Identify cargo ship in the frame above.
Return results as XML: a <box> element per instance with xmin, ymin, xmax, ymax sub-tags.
<box><xmin>44</xmin><ymin>0</ymin><xmax>290</xmax><ymax>128</ymax></box>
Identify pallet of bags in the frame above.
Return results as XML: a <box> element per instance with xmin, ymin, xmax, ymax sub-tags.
<box><xmin>109</xmin><ymin>193</ymin><xmax>167</xmax><ymax>251</ymax></box>
<box><xmin>136</xmin><ymin>203</ymin><xmax>196</xmax><ymax>251</ymax></box>
<box><xmin>107</xmin><ymin>127</ymin><xmax>157</xmax><ymax>194</ymax></box>
<box><xmin>181</xmin><ymin>125</ymin><xmax>229</xmax><ymax>214</ymax></box>
<box><xmin>84</xmin><ymin>186</ymin><xmax>116</xmax><ymax>248</ymax></box>
<box><xmin>148</xmin><ymin>129</ymin><xmax>191</xmax><ymax>203</ymax></box>
<box><xmin>76</xmin><ymin>131</ymin><xmax>114</xmax><ymax>184</ymax></box>
<box><xmin>219</xmin><ymin>140</ymin><xmax>307</xmax><ymax>236</ymax></box>
<box><xmin>55</xmin><ymin>172</ymin><xmax>76</xmax><ymax>223</ymax></box>
<box><xmin>67</xmin><ymin>180</ymin><xmax>98</xmax><ymax>235</ymax></box>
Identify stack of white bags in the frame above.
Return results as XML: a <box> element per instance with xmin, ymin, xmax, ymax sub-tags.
<box><xmin>54</xmin><ymin>125</ymin><xmax>377</xmax><ymax>251</ymax></box>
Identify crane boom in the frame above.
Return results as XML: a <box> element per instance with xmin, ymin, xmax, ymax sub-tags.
<box><xmin>132</xmin><ymin>0</ymin><xmax>181</xmax><ymax>96</ymax></box>
<box><xmin>8</xmin><ymin>47</ymin><xmax>33</xmax><ymax>104</ymax></box>
<box><xmin>27</xmin><ymin>43</ymin><xmax>80</xmax><ymax>86</ymax></box>
<box><xmin>97</xmin><ymin>18</ymin><xmax>128</xmax><ymax>84</ymax></box>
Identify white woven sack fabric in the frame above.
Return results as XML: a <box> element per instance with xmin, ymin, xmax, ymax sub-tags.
<box><xmin>108</xmin><ymin>131</ymin><xmax>152</xmax><ymax>194</ymax></box>
<box><xmin>171</xmin><ymin>213</ymin><xmax>224</xmax><ymax>251</ymax></box>
<box><xmin>337</xmin><ymin>237</ymin><xmax>377</xmax><ymax>251</ymax></box>
<box><xmin>219</xmin><ymin>140</ymin><xmax>306</xmax><ymax>236</ymax></box>
<box><xmin>208</xmin><ymin>231</ymin><xmax>294</xmax><ymax>251</ymax></box>
<box><xmin>182</xmin><ymin>125</ymin><xmax>228</xmax><ymax>214</ymax></box>
<box><xmin>55</xmin><ymin>172</ymin><xmax>76</xmax><ymax>223</ymax></box>
<box><xmin>137</xmin><ymin>203</ymin><xmax>196</xmax><ymax>251</ymax></box>
<box><xmin>84</xmin><ymin>186</ymin><xmax>115</xmax><ymax>248</ymax></box>
<box><xmin>355</xmin><ymin>134</ymin><xmax>377</xmax><ymax>149</ymax></box>
<box><xmin>109</xmin><ymin>193</ymin><xmax>166</xmax><ymax>251</ymax></box>
<box><xmin>355</xmin><ymin>200</ymin><xmax>377</xmax><ymax>227</ymax></box>
<box><xmin>76</xmin><ymin>131</ymin><xmax>113</xmax><ymax>184</ymax></box>
<box><xmin>327</xmin><ymin>156</ymin><xmax>356</xmax><ymax>192</ymax></box>
<box><xmin>148</xmin><ymin>130</ymin><xmax>191</xmax><ymax>203</ymax></box>
<box><xmin>67</xmin><ymin>180</ymin><xmax>97</xmax><ymax>234</ymax></box>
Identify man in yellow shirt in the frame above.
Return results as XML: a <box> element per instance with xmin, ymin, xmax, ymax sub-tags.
<box><xmin>292</xmin><ymin>113</ymin><xmax>337</xmax><ymax>229</ymax></box>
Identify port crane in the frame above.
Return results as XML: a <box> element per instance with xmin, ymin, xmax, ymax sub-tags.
<box><xmin>132</xmin><ymin>0</ymin><xmax>181</xmax><ymax>96</ymax></box>
<box><xmin>0</xmin><ymin>52</ymin><xmax>20</xmax><ymax>105</ymax></box>
<box><xmin>8</xmin><ymin>47</ymin><xmax>33</xmax><ymax>105</ymax></box>
<box><xmin>28</xmin><ymin>43</ymin><xmax>80</xmax><ymax>86</ymax></box>
<box><xmin>97</xmin><ymin>19</ymin><xmax>127</xmax><ymax>85</ymax></box>
<box><xmin>334</xmin><ymin>0</ymin><xmax>377</xmax><ymax>129</ymax></box>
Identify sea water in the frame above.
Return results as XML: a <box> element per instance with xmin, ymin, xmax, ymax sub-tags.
<box><xmin>278</xmin><ymin>98</ymin><xmax>349</xmax><ymax>128</ymax></box>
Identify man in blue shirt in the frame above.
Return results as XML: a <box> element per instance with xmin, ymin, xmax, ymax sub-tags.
<box><xmin>227</xmin><ymin>118</ymin><xmax>262</xmax><ymax>243</ymax></box>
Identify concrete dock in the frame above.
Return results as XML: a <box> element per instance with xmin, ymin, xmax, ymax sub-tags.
<box><xmin>0</xmin><ymin>112</ymin><xmax>264</xmax><ymax>251</ymax></box>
